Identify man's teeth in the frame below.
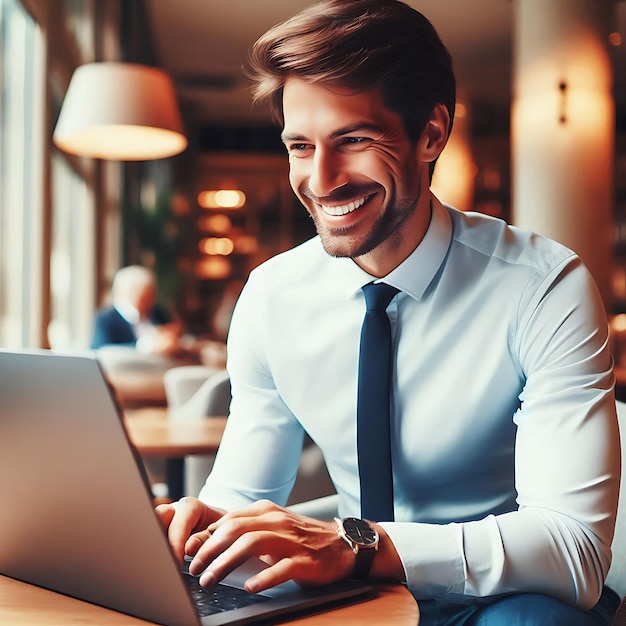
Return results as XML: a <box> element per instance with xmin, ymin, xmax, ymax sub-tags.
<box><xmin>321</xmin><ymin>197</ymin><xmax>365</xmax><ymax>216</ymax></box>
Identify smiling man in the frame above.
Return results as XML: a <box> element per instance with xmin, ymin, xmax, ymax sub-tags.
<box><xmin>281</xmin><ymin>78</ymin><xmax>438</xmax><ymax>276</ymax></box>
<box><xmin>156</xmin><ymin>1</ymin><xmax>620</xmax><ymax>624</ymax></box>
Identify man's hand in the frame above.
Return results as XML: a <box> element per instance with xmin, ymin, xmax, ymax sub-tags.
<box><xmin>184</xmin><ymin>500</ymin><xmax>356</xmax><ymax>593</ymax></box>
<box><xmin>155</xmin><ymin>496</ymin><xmax>225</xmax><ymax>563</ymax></box>
<box><xmin>151</xmin><ymin>324</ymin><xmax>183</xmax><ymax>356</ymax></box>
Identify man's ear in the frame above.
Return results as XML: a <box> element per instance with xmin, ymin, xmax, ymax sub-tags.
<box><xmin>419</xmin><ymin>103</ymin><xmax>450</xmax><ymax>163</ymax></box>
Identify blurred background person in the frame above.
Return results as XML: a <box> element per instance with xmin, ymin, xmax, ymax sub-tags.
<box><xmin>90</xmin><ymin>265</ymin><xmax>183</xmax><ymax>357</ymax></box>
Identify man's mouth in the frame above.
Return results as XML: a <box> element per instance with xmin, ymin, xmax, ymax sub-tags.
<box><xmin>320</xmin><ymin>195</ymin><xmax>372</xmax><ymax>216</ymax></box>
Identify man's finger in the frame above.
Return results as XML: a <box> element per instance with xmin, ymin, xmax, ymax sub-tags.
<box><xmin>154</xmin><ymin>503</ymin><xmax>176</xmax><ymax>529</ymax></box>
<box><xmin>196</xmin><ymin>531</ymin><xmax>271</xmax><ymax>586</ymax></box>
<box><xmin>185</xmin><ymin>528</ymin><xmax>212</xmax><ymax>557</ymax></box>
<box><xmin>166</xmin><ymin>498</ymin><xmax>206</xmax><ymax>562</ymax></box>
<box><xmin>245</xmin><ymin>557</ymin><xmax>295</xmax><ymax>593</ymax></box>
<box><xmin>207</xmin><ymin>499</ymin><xmax>280</xmax><ymax>532</ymax></box>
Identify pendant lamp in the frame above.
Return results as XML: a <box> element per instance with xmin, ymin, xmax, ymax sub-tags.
<box><xmin>53</xmin><ymin>62</ymin><xmax>188</xmax><ymax>161</ymax></box>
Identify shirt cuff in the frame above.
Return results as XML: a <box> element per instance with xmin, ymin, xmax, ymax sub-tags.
<box><xmin>380</xmin><ymin>521</ymin><xmax>466</xmax><ymax>598</ymax></box>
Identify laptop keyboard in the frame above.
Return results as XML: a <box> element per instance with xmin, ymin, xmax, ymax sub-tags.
<box><xmin>183</xmin><ymin>573</ymin><xmax>271</xmax><ymax>617</ymax></box>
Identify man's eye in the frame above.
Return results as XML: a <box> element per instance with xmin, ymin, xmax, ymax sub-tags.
<box><xmin>342</xmin><ymin>136</ymin><xmax>370</xmax><ymax>146</ymax></box>
<box><xmin>289</xmin><ymin>143</ymin><xmax>310</xmax><ymax>151</ymax></box>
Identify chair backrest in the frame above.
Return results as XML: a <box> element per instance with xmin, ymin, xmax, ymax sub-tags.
<box><xmin>606</xmin><ymin>401</ymin><xmax>626</xmax><ymax>598</ymax></box>
<box><xmin>169</xmin><ymin>369</ymin><xmax>231</xmax><ymax>420</ymax></box>
<box><xmin>163</xmin><ymin>365</ymin><xmax>218</xmax><ymax>410</ymax></box>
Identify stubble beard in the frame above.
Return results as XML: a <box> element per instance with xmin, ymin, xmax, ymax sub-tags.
<box><xmin>309</xmin><ymin>176</ymin><xmax>422</xmax><ymax>260</ymax></box>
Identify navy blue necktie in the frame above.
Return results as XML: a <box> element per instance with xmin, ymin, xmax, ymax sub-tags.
<box><xmin>357</xmin><ymin>282</ymin><xmax>399</xmax><ymax>522</ymax></box>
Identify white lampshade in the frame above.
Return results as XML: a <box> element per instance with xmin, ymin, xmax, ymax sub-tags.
<box><xmin>53</xmin><ymin>62</ymin><xmax>188</xmax><ymax>161</ymax></box>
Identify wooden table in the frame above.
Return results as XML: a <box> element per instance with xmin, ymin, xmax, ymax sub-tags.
<box><xmin>124</xmin><ymin>407</ymin><xmax>227</xmax><ymax>500</ymax></box>
<box><xmin>99</xmin><ymin>345</ymin><xmax>225</xmax><ymax>409</ymax></box>
<box><xmin>109</xmin><ymin>369</ymin><xmax>169</xmax><ymax>407</ymax></box>
<box><xmin>0</xmin><ymin>575</ymin><xmax>418</xmax><ymax>625</ymax></box>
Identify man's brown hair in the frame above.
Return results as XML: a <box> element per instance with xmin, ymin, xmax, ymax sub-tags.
<box><xmin>245</xmin><ymin>0</ymin><xmax>456</xmax><ymax>145</ymax></box>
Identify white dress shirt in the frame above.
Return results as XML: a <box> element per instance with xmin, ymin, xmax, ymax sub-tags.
<box><xmin>199</xmin><ymin>197</ymin><xmax>619</xmax><ymax>609</ymax></box>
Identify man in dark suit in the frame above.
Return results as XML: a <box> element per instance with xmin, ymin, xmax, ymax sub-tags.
<box><xmin>90</xmin><ymin>265</ymin><xmax>182</xmax><ymax>356</ymax></box>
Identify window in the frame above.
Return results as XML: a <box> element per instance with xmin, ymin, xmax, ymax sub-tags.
<box><xmin>0</xmin><ymin>0</ymin><xmax>44</xmax><ymax>347</ymax></box>
<box><xmin>47</xmin><ymin>153</ymin><xmax>96</xmax><ymax>350</ymax></box>
<box><xmin>0</xmin><ymin>0</ymin><xmax>142</xmax><ymax>350</ymax></box>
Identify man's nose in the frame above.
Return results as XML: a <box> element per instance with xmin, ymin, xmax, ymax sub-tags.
<box><xmin>308</xmin><ymin>148</ymin><xmax>348</xmax><ymax>198</ymax></box>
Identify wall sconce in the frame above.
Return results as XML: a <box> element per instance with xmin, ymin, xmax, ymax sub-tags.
<box><xmin>53</xmin><ymin>62</ymin><xmax>188</xmax><ymax>160</ymax></box>
<box><xmin>558</xmin><ymin>80</ymin><xmax>568</xmax><ymax>124</ymax></box>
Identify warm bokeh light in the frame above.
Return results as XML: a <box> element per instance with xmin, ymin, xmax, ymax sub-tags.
<box><xmin>199</xmin><ymin>237</ymin><xmax>235</xmax><ymax>256</ymax></box>
<box><xmin>197</xmin><ymin>214</ymin><xmax>232</xmax><ymax>234</ymax></box>
<box><xmin>194</xmin><ymin>257</ymin><xmax>232</xmax><ymax>280</ymax></box>
<box><xmin>431</xmin><ymin>100</ymin><xmax>475</xmax><ymax>212</ymax></box>
<box><xmin>609</xmin><ymin>32</ymin><xmax>622</xmax><ymax>47</ymax></box>
<box><xmin>198</xmin><ymin>189</ymin><xmax>246</xmax><ymax>209</ymax></box>
<box><xmin>612</xmin><ymin>313</ymin><xmax>626</xmax><ymax>333</ymax></box>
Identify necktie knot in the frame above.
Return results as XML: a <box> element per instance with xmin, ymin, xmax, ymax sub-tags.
<box><xmin>362</xmin><ymin>282</ymin><xmax>399</xmax><ymax>312</ymax></box>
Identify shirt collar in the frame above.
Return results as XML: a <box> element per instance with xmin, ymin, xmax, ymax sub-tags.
<box><xmin>114</xmin><ymin>301</ymin><xmax>141</xmax><ymax>324</ymax></box>
<box><xmin>386</xmin><ymin>196</ymin><xmax>452</xmax><ymax>301</ymax></box>
<box><xmin>337</xmin><ymin>195</ymin><xmax>453</xmax><ymax>300</ymax></box>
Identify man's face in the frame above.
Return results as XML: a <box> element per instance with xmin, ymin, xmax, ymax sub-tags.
<box><xmin>281</xmin><ymin>77</ymin><xmax>430</xmax><ymax>274</ymax></box>
<box><xmin>133</xmin><ymin>282</ymin><xmax>156</xmax><ymax>318</ymax></box>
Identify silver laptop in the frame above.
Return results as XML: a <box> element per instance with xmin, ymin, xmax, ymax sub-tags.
<box><xmin>0</xmin><ymin>349</ymin><xmax>374</xmax><ymax>626</ymax></box>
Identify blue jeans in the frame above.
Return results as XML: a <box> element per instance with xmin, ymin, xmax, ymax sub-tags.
<box><xmin>417</xmin><ymin>586</ymin><xmax>620</xmax><ymax>626</ymax></box>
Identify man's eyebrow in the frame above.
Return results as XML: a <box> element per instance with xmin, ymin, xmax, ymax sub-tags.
<box><xmin>329</xmin><ymin>122</ymin><xmax>382</xmax><ymax>139</ymax></box>
<box><xmin>281</xmin><ymin>122</ymin><xmax>382</xmax><ymax>144</ymax></box>
<box><xmin>280</xmin><ymin>131</ymin><xmax>307</xmax><ymax>144</ymax></box>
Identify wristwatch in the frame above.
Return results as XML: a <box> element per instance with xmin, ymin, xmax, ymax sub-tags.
<box><xmin>334</xmin><ymin>517</ymin><xmax>379</xmax><ymax>579</ymax></box>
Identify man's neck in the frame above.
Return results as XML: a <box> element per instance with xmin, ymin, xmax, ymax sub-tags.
<box><xmin>353</xmin><ymin>192</ymin><xmax>433</xmax><ymax>278</ymax></box>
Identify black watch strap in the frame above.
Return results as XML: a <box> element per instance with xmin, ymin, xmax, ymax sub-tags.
<box><xmin>353</xmin><ymin>544</ymin><xmax>377</xmax><ymax>579</ymax></box>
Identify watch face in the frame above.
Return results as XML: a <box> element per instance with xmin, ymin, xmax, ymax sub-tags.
<box><xmin>343</xmin><ymin>517</ymin><xmax>377</xmax><ymax>546</ymax></box>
